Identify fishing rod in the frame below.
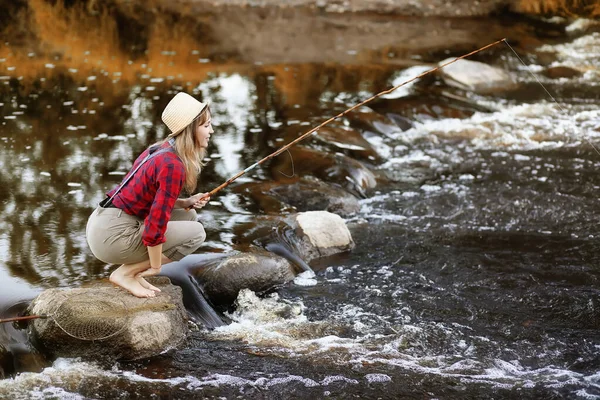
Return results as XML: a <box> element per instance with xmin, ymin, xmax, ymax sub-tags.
<box><xmin>0</xmin><ymin>315</ymin><xmax>46</xmax><ymax>324</ymax></box>
<box><xmin>187</xmin><ymin>37</ymin><xmax>507</xmax><ymax>209</ymax></box>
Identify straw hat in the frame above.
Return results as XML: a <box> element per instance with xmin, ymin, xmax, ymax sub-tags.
<box><xmin>161</xmin><ymin>92</ymin><xmax>208</xmax><ymax>137</ymax></box>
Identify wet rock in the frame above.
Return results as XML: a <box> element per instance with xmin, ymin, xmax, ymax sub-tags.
<box><xmin>347</xmin><ymin>106</ymin><xmax>402</xmax><ymax>138</ymax></box>
<box><xmin>543</xmin><ymin>66</ymin><xmax>583</xmax><ymax>79</ymax></box>
<box><xmin>194</xmin><ymin>248</ymin><xmax>296</xmax><ymax>306</ymax></box>
<box><xmin>438</xmin><ymin>59</ymin><xmax>518</xmax><ymax>93</ymax></box>
<box><xmin>199</xmin><ymin>210</ymin><xmax>354</xmax><ymax>305</ymax></box>
<box><xmin>233</xmin><ymin>212</ymin><xmax>356</xmax><ymax>263</ymax></box>
<box><xmin>271</xmin><ymin>146</ymin><xmax>379</xmax><ymax>197</ymax></box>
<box><xmin>28</xmin><ymin>277</ymin><xmax>187</xmax><ymax>361</ymax></box>
<box><xmin>292</xmin><ymin>210</ymin><xmax>355</xmax><ymax>262</ymax></box>
<box><xmin>235</xmin><ymin>178</ymin><xmax>360</xmax><ymax>216</ymax></box>
<box><xmin>387</xmin><ymin>113</ymin><xmax>413</xmax><ymax>131</ymax></box>
<box><xmin>0</xmin><ymin>300</ymin><xmax>45</xmax><ymax>376</ymax></box>
<box><xmin>314</xmin><ymin>125</ymin><xmax>382</xmax><ymax>162</ymax></box>
<box><xmin>534</xmin><ymin>51</ymin><xmax>559</xmax><ymax>67</ymax></box>
<box><xmin>380</xmin><ymin>95</ymin><xmax>482</xmax><ymax>123</ymax></box>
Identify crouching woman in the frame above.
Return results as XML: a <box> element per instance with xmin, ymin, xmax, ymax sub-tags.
<box><xmin>86</xmin><ymin>92</ymin><xmax>214</xmax><ymax>298</ymax></box>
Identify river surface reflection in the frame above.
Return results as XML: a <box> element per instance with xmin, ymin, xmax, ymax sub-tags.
<box><xmin>1</xmin><ymin>1</ymin><xmax>600</xmax><ymax>398</ymax></box>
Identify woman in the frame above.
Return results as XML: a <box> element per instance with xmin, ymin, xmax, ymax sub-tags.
<box><xmin>86</xmin><ymin>92</ymin><xmax>213</xmax><ymax>298</ymax></box>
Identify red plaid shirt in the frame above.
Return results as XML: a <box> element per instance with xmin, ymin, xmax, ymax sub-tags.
<box><xmin>107</xmin><ymin>142</ymin><xmax>186</xmax><ymax>247</ymax></box>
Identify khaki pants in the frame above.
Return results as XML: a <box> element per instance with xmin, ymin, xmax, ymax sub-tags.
<box><xmin>86</xmin><ymin>207</ymin><xmax>206</xmax><ymax>265</ymax></box>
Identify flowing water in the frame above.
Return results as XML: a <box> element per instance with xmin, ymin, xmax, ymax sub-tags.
<box><xmin>1</xmin><ymin>2</ymin><xmax>600</xmax><ymax>399</ymax></box>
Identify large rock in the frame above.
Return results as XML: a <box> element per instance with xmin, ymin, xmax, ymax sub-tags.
<box><xmin>438</xmin><ymin>58</ymin><xmax>518</xmax><ymax>93</ymax></box>
<box><xmin>195</xmin><ymin>248</ymin><xmax>296</xmax><ymax>306</ymax></box>
<box><xmin>233</xmin><ymin>211</ymin><xmax>356</xmax><ymax>263</ymax></box>
<box><xmin>196</xmin><ymin>211</ymin><xmax>355</xmax><ymax>306</ymax></box>
<box><xmin>291</xmin><ymin>211</ymin><xmax>355</xmax><ymax>262</ymax></box>
<box><xmin>28</xmin><ymin>277</ymin><xmax>188</xmax><ymax>361</ymax></box>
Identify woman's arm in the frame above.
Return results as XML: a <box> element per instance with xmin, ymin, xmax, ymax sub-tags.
<box><xmin>174</xmin><ymin>198</ymin><xmax>192</xmax><ymax>209</ymax></box>
<box><xmin>136</xmin><ymin>244</ymin><xmax>163</xmax><ymax>278</ymax></box>
<box><xmin>148</xmin><ymin>244</ymin><xmax>163</xmax><ymax>269</ymax></box>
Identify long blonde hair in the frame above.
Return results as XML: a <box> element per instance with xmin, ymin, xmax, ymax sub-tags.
<box><xmin>156</xmin><ymin>106</ymin><xmax>210</xmax><ymax>193</ymax></box>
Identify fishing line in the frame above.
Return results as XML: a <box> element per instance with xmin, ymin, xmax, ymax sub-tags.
<box><xmin>187</xmin><ymin>38</ymin><xmax>508</xmax><ymax>208</ymax></box>
<box><xmin>503</xmin><ymin>38</ymin><xmax>600</xmax><ymax>156</ymax></box>
<box><xmin>278</xmin><ymin>148</ymin><xmax>296</xmax><ymax>178</ymax></box>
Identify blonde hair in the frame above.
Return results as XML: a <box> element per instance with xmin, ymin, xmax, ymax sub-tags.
<box><xmin>155</xmin><ymin>106</ymin><xmax>211</xmax><ymax>193</ymax></box>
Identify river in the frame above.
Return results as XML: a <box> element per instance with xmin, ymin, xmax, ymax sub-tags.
<box><xmin>0</xmin><ymin>2</ymin><xmax>599</xmax><ymax>399</ymax></box>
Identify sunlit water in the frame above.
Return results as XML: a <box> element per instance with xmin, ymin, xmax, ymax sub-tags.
<box><xmin>1</xmin><ymin>4</ymin><xmax>600</xmax><ymax>399</ymax></box>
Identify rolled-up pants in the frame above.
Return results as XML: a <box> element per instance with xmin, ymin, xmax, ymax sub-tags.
<box><xmin>86</xmin><ymin>207</ymin><xmax>206</xmax><ymax>264</ymax></box>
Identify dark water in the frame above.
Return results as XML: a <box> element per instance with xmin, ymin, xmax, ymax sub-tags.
<box><xmin>1</xmin><ymin>1</ymin><xmax>600</xmax><ymax>398</ymax></box>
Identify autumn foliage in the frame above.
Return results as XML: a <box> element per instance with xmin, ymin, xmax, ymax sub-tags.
<box><xmin>516</xmin><ymin>0</ymin><xmax>600</xmax><ymax>17</ymax></box>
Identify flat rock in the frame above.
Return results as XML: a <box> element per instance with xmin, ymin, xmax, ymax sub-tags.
<box><xmin>28</xmin><ymin>277</ymin><xmax>188</xmax><ymax>361</ymax></box>
<box><xmin>438</xmin><ymin>58</ymin><xmax>518</xmax><ymax>93</ymax></box>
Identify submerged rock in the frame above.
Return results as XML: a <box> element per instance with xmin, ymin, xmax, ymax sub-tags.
<box><xmin>28</xmin><ymin>277</ymin><xmax>187</xmax><ymax>361</ymax></box>
<box><xmin>386</xmin><ymin>113</ymin><xmax>413</xmax><ymax>131</ymax></box>
<box><xmin>347</xmin><ymin>106</ymin><xmax>403</xmax><ymax>137</ymax></box>
<box><xmin>543</xmin><ymin>66</ymin><xmax>583</xmax><ymax>79</ymax></box>
<box><xmin>314</xmin><ymin>125</ymin><xmax>382</xmax><ymax>162</ymax></box>
<box><xmin>271</xmin><ymin>146</ymin><xmax>379</xmax><ymax>198</ymax></box>
<box><xmin>438</xmin><ymin>58</ymin><xmax>518</xmax><ymax>93</ymax></box>
<box><xmin>235</xmin><ymin>178</ymin><xmax>360</xmax><ymax>216</ymax></box>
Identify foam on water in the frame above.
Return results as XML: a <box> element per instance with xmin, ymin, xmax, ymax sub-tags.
<box><xmin>400</xmin><ymin>103</ymin><xmax>599</xmax><ymax>150</ymax></box>
<box><xmin>0</xmin><ymin>293</ymin><xmax>597</xmax><ymax>397</ymax></box>
<box><xmin>538</xmin><ymin>32</ymin><xmax>600</xmax><ymax>70</ymax></box>
<box><xmin>0</xmin><ymin>358</ymin><xmax>110</xmax><ymax>399</ymax></box>
<box><xmin>294</xmin><ymin>270</ymin><xmax>318</xmax><ymax>286</ymax></box>
<box><xmin>382</xmin><ymin>66</ymin><xmax>433</xmax><ymax>99</ymax></box>
<box><xmin>203</xmin><ymin>290</ymin><xmax>600</xmax><ymax>396</ymax></box>
<box><xmin>365</xmin><ymin>373</ymin><xmax>392</xmax><ymax>383</ymax></box>
<box><xmin>0</xmin><ymin>357</ymin><xmax>363</xmax><ymax>397</ymax></box>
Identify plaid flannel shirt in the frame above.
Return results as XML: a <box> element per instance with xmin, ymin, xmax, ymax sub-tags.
<box><xmin>107</xmin><ymin>143</ymin><xmax>186</xmax><ymax>247</ymax></box>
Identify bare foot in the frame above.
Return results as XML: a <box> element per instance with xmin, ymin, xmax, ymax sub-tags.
<box><xmin>110</xmin><ymin>271</ymin><xmax>155</xmax><ymax>298</ymax></box>
<box><xmin>136</xmin><ymin>277</ymin><xmax>161</xmax><ymax>292</ymax></box>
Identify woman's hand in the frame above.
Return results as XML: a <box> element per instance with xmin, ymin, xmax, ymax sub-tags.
<box><xmin>188</xmin><ymin>192</ymin><xmax>210</xmax><ymax>209</ymax></box>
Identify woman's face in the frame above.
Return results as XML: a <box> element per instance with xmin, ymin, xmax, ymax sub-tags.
<box><xmin>195</xmin><ymin>113</ymin><xmax>213</xmax><ymax>148</ymax></box>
